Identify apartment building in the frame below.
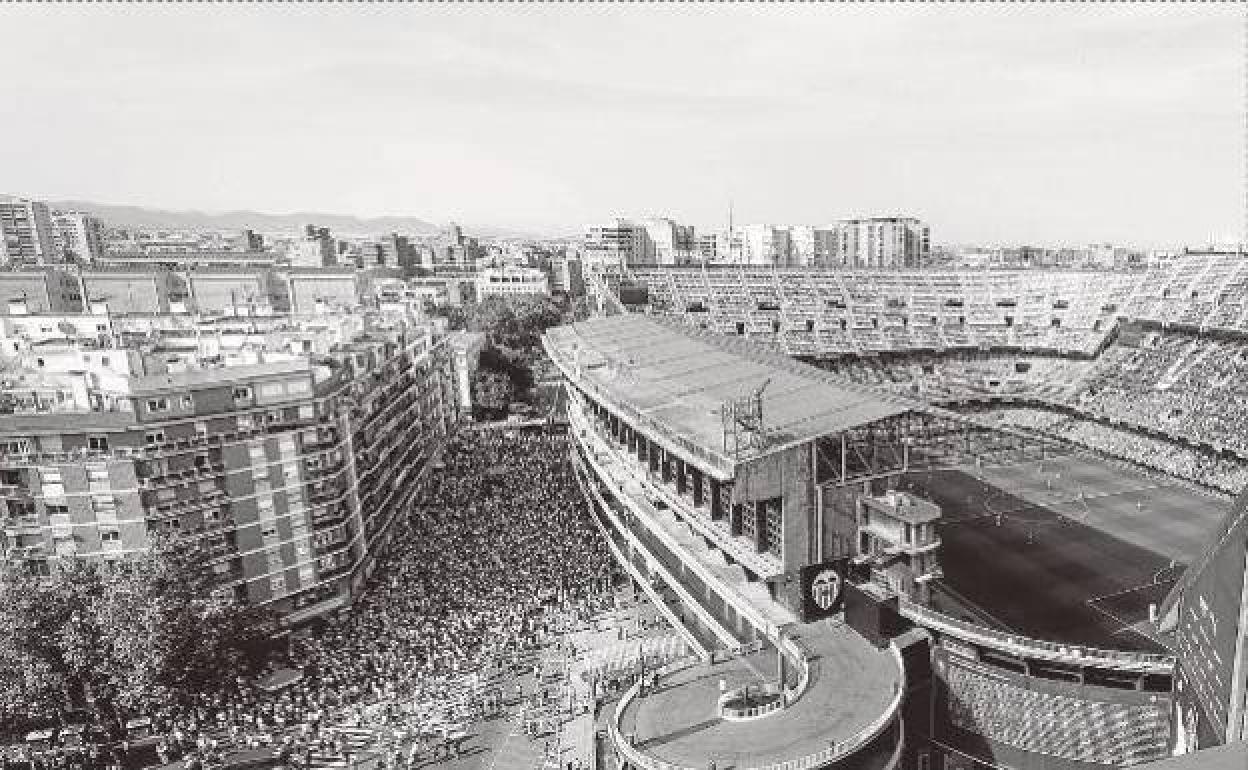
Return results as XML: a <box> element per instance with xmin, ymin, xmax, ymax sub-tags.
<box><xmin>0</xmin><ymin>268</ymin><xmax>85</xmax><ymax>314</ymax></box>
<box><xmin>0</xmin><ymin>313</ymin><xmax>461</xmax><ymax>623</ymax></box>
<box><xmin>290</xmin><ymin>226</ymin><xmax>336</xmax><ymax>268</ymax></box>
<box><xmin>51</xmin><ymin>212</ymin><xmax>106</xmax><ymax>263</ymax></box>
<box><xmin>638</xmin><ymin>218</ymin><xmax>696</xmax><ymax>266</ymax></box>
<box><xmin>832</xmin><ymin>217</ymin><xmax>930</xmax><ymax>268</ymax></box>
<box><xmin>0</xmin><ymin>196</ymin><xmax>57</xmax><ymax>265</ymax></box>
<box><xmin>742</xmin><ymin>224</ymin><xmax>793</xmax><ymax>266</ymax></box>
<box><xmin>475</xmin><ymin>266</ymin><xmax>549</xmax><ymax>298</ymax></box>
<box><xmin>81</xmin><ymin>268</ymin><xmax>188</xmax><ymax>315</ymax></box>
<box><xmin>188</xmin><ymin>269</ymin><xmax>288</xmax><ymax>316</ymax></box>
<box><xmin>583</xmin><ymin>219</ymin><xmax>650</xmax><ymax>269</ymax></box>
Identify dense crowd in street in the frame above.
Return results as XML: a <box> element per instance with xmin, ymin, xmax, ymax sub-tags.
<box><xmin>2</xmin><ymin>428</ymin><xmax>614</xmax><ymax>770</ymax></box>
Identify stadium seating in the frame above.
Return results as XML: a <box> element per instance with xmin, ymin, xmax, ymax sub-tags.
<box><xmin>626</xmin><ymin>253</ymin><xmax>1248</xmax><ymax>494</ymax></box>
<box><xmin>943</xmin><ymin>664</ymin><xmax>1171</xmax><ymax>766</ymax></box>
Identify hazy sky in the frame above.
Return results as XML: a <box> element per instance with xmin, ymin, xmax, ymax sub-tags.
<box><xmin>0</xmin><ymin>5</ymin><xmax>1241</xmax><ymax>246</ymax></box>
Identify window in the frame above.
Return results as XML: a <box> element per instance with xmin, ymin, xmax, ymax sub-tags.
<box><xmin>91</xmin><ymin>495</ymin><xmax>117</xmax><ymax>512</ymax></box>
<box><xmin>180</xmin><ymin>395</ymin><xmax>193</xmax><ymax>409</ymax></box>
<box><xmin>87</xmin><ymin>435</ymin><xmax>109</xmax><ymax>451</ymax></box>
<box><xmin>100</xmin><ymin>529</ymin><xmax>121</xmax><ymax>544</ymax></box>
<box><xmin>260</xmin><ymin>383</ymin><xmax>284</xmax><ymax>399</ymax></box>
<box><xmin>237</xmin><ymin>415</ymin><xmax>254</xmax><ymax>431</ymax></box>
<box><xmin>232</xmin><ymin>386</ymin><xmax>252</xmax><ymax>401</ymax></box>
<box><xmin>260</xmin><ymin>524</ymin><xmax>279</xmax><ymax>540</ymax></box>
<box><xmin>145</xmin><ymin>431</ymin><xmax>165</xmax><ymax>445</ymax></box>
<box><xmin>195</xmin><ymin>421</ymin><xmax>208</xmax><ymax>438</ymax></box>
<box><xmin>146</xmin><ymin>398</ymin><xmax>169</xmax><ymax>412</ymax></box>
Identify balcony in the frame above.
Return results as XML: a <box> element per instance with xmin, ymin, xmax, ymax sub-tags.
<box><xmin>2</xmin><ymin>515</ymin><xmax>41</xmax><ymax>535</ymax></box>
<box><xmin>6</xmin><ymin>543</ymin><xmax>46</xmax><ymax>560</ymax></box>
<box><xmin>138</xmin><ymin>462</ymin><xmax>226</xmax><ymax>488</ymax></box>
<box><xmin>312</xmin><ymin>505</ymin><xmax>351</xmax><ymax>527</ymax></box>
<box><xmin>145</xmin><ymin>490</ymin><xmax>228</xmax><ymax>519</ymax></box>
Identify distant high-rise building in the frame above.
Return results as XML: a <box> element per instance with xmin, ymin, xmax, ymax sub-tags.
<box><xmin>832</xmin><ymin>217</ymin><xmax>930</xmax><ymax>268</ymax></box>
<box><xmin>232</xmin><ymin>229</ymin><xmax>264</xmax><ymax>252</ymax></box>
<box><xmin>638</xmin><ymin>218</ymin><xmax>696</xmax><ymax>265</ymax></box>
<box><xmin>740</xmin><ymin>224</ymin><xmax>792</xmax><ymax>266</ymax></box>
<box><xmin>0</xmin><ymin>195</ymin><xmax>57</xmax><ymax>264</ymax></box>
<box><xmin>50</xmin><ymin>211</ymin><xmax>106</xmax><ymax>263</ymax></box>
<box><xmin>290</xmin><ymin>225</ymin><xmax>336</xmax><ymax>268</ymax></box>
<box><xmin>583</xmin><ymin>218</ymin><xmax>650</xmax><ymax>268</ymax></box>
<box><xmin>549</xmin><ymin>253</ymin><xmax>585</xmax><ymax>296</ymax></box>
<box><xmin>788</xmin><ymin>225</ymin><xmax>818</xmax><ymax>267</ymax></box>
<box><xmin>583</xmin><ymin>217</ymin><xmax>696</xmax><ymax>268</ymax></box>
<box><xmin>380</xmin><ymin>233</ymin><xmax>415</xmax><ymax>268</ymax></box>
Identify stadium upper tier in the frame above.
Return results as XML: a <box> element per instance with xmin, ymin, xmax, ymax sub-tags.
<box><xmin>628</xmin><ymin>253</ymin><xmax>1248</xmax><ymax>357</ymax></box>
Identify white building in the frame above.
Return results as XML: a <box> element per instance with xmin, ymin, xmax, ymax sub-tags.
<box><xmin>638</xmin><ymin>218</ymin><xmax>696</xmax><ymax>266</ymax></box>
<box><xmin>788</xmin><ymin>225</ymin><xmax>818</xmax><ymax>266</ymax></box>
<box><xmin>475</xmin><ymin>266</ymin><xmax>550</xmax><ymax>298</ymax></box>
<box><xmin>832</xmin><ymin>217</ymin><xmax>930</xmax><ymax>268</ymax></box>
<box><xmin>0</xmin><ymin>195</ymin><xmax>57</xmax><ymax>265</ymax></box>
<box><xmin>51</xmin><ymin>211</ymin><xmax>106</xmax><ymax>263</ymax></box>
<box><xmin>583</xmin><ymin>219</ymin><xmax>648</xmax><ymax>269</ymax></box>
<box><xmin>583</xmin><ymin>217</ymin><xmax>697</xmax><ymax>268</ymax></box>
<box><xmin>740</xmin><ymin>224</ymin><xmax>792</xmax><ymax>266</ymax></box>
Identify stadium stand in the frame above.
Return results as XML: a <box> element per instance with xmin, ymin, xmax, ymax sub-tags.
<box><xmin>624</xmin><ymin>255</ymin><xmax>1248</xmax><ymax>496</ymax></box>
<box><xmin>940</xmin><ymin>661</ymin><xmax>1171</xmax><ymax>766</ymax></box>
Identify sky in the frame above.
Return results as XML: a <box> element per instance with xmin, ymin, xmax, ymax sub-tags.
<box><xmin>0</xmin><ymin>5</ymin><xmax>1241</xmax><ymax>247</ymax></box>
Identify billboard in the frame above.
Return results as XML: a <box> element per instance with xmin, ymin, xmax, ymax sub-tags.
<box><xmin>800</xmin><ymin>558</ymin><xmax>849</xmax><ymax>622</ymax></box>
<box><xmin>1171</xmin><ymin>496</ymin><xmax>1248</xmax><ymax>750</ymax></box>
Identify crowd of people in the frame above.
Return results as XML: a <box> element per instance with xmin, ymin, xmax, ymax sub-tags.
<box><xmin>4</xmin><ymin>428</ymin><xmax>615</xmax><ymax>770</ymax></box>
<box><xmin>813</xmin><ymin>327</ymin><xmax>1248</xmax><ymax>495</ymax></box>
<box><xmin>981</xmin><ymin>407</ymin><xmax>1248</xmax><ymax>495</ymax></box>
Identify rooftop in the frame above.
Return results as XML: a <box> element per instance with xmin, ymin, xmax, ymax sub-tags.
<box><xmin>129</xmin><ymin>359</ymin><xmax>312</xmax><ymax>396</ymax></box>
<box><xmin>618</xmin><ymin>621</ymin><xmax>902</xmax><ymax>769</ymax></box>
<box><xmin>544</xmin><ymin>314</ymin><xmax>915</xmax><ymax>465</ymax></box>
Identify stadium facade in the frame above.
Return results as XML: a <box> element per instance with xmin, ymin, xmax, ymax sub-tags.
<box><xmin>548</xmin><ymin>306</ymin><xmax>1248</xmax><ymax>770</ymax></box>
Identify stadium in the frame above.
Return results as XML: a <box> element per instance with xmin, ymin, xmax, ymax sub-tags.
<box><xmin>549</xmin><ymin>252</ymin><xmax>1248</xmax><ymax>770</ymax></box>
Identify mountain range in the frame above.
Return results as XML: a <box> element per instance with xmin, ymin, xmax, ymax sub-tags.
<box><xmin>49</xmin><ymin>200</ymin><xmax>558</xmax><ymax>240</ymax></box>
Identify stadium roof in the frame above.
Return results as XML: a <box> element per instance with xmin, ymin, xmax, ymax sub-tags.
<box><xmin>545</xmin><ymin>314</ymin><xmax>917</xmax><ymax>465</ymax></box>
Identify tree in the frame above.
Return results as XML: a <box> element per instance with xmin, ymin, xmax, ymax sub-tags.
<box><xmin>472</xmin><ymin>370</ymin><xmax>514</xmax><ymax>418</ymax></box>
<box><xmin>435</xmin><ymin>296</ymin><xmax>564</xmax><ymax>352</ymax></box>
<box><xmin>0</xmin><ymin>536</ymin><xmax>271</xmax><ymax>731</ymax></box>
<box><xmin>96</xmin><ymin>535</ymin><xmax>270</xmax><ymax>718</ymax></box>
<box><xmin>0</xmin><ymin>560</ymin><xmax>78</xmax><ymax>725</ymax></box>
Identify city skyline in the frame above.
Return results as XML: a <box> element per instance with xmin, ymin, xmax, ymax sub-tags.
<box><xmin>0</xmin><ymin>5</ymin><xmax>1241</xmax><ymax>247</ymax></box>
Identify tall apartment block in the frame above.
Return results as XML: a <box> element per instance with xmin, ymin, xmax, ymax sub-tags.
<box><xmin>51</xmin><ymin>211</ymin><xmax>106</xmax><ymax>263</ymax></box>
<box><xmin>0</xmin><ymin>315</ymin><xmax>460</xmax><ymax>623</ymax></box>
<box><xmin>0</xmin><ymin>195</ymin><xmax>57</xmax><ymax>265</ymax></box>
<box><xmin>832</xmin><ymin>216</ymin><xmax>930</xmax><ymax>268</ymax></box>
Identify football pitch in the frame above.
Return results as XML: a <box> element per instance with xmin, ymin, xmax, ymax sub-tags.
<box><xmin>899</xmin><ymin>452</ymin><xmax>1231</xmax><ymax>652</ymax></box>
